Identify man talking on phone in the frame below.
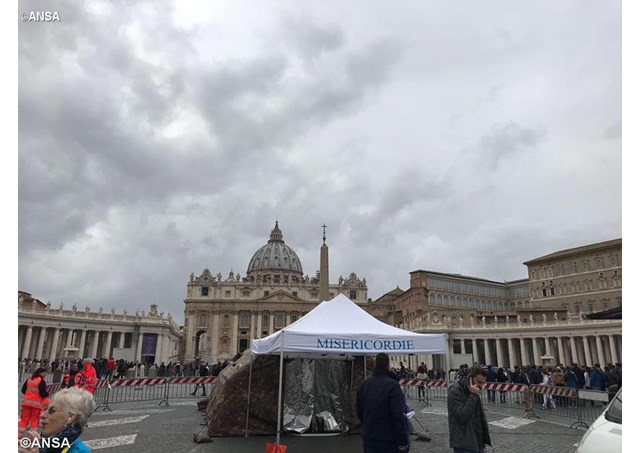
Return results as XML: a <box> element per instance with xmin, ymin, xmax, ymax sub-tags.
<box><xmin>447</xmin><ymin>366</ymin><xmax>492</xmax><ymax>453</ymax></box>
<box><xmin>357</xmin><ymin>352</ymin><xmax>409</xmax><ymax>452</ymax></box>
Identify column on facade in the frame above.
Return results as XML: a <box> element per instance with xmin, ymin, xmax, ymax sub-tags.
<box><xmin>582</xmin><ymin>336</ymin><xmax>592</xmax><ymax>366</ymax></box>
<box><xmin>496</xmin><ymin>339</ymin><xmax>504</xmax><ymax>368</ymax></box>
<box><xmin>532</xmin><ymin>337</ymin><xmax>540</xmax><ymax>365</ymax></box>
<box><xmin>105</xmin><ymin>331</ymin><xmax>113</xmax><ymax>358</ymax></box>
<box><xmin>269</xmin><ymin>313</ymin><xmax>275</xmax><ymax>335</ymax></box>
<box><xmin>544</xmin><ymin>337</ymin><xmax>551</xmax><ymax>358</ymax></box>
<box><xmin>91</xmin><ymin>331</ymin><xmax>100</xmax><ymax>358</ymax></box>
<box><xmin>49</xmin><ymin>328</ymin><xmax>61</xmax><ymax>361</ymax></box>
<box><xmin>461</xmin><ymin>339</ymin><xmax>467</xmax><ymax>355</ymax></box>
<box><xmin>78</xmin><ymin>330</ymin><xmax>87</xmax><ymax>358</ymax></box>
<box><xmin>608</xmin><ymin>335</ymin><xmax>619</xmax><ymax>363</ymax></box>
<box><xmin>156</xmin><ymin>333</ymin><xmax>164</xmax><ymax>363</ymax></box>
<box><xmin>286</xmin><ymin>312</ymin><xmax>291</xmax><ymax>327</ymax></box>
<box><xmin>595</xmin><ymin>335</ymin><xmax>605</xmax><ymax>366</ymax></box>
<box><xmin>426</xmin><ymin>353</ymin><xmax>433</xmax><ymax>371</ymax></box>
<box><xmin>212</xmin><ymin>312</ymin><xmax>220</xmax><ymax>358</ymax></box>
<box><xmin>250</xmin><ymin>312</ymin><xmax>256</xmax><ymax>339</ymax></box>
<box><xmin>471</xmin><ymin>339</ymin><xmax>479</xmax><ymax>364</ymax></box>
<box><xmin>507</xmin><ymin>338</ymin><xmax>516</xmax><ymax>369</ymax></box>
<box><xmin>18</xmin><ymin>326</ymin><xmax>24</xmax><ymax>357</ymax></box>
<box><xmin>570</xmin><ymin>337</ymin><xmax>579</xmax><ymax>366</ymax></box>
<box><xmin>483</xmin><ymin>339</ymin><xmax>492</xmax><ymax>365</ymax></box>
<box><xmin>66</xmin><ymin>329</ymin><xmax>74</xmax><ymax>348</ymax></box>
<box><xmin>232</xmin><ymin>313</ymin><xmax>239</xmax><ymax>356</ymax></box>
<box><xmin>256</xmin><ymin>312</ymin><xmax>263</xmax><ymax>338</ymax></box>
<box><xmin>448</xmin><ymin>335</ymin><xmax>455</xmax><ymax>370</ymax></box>
<box><xmin>557</xmin><ymin>337</ymin><xmax>566</xmax><ymax>365</ymax></box>
<box><xmin>118</xmin><ymin>332</ymin><xmax>125</xmax><ymax>349</ymax></box>
<box><xmin>136</xmin><ymin>332</ymin><xmax>144</xmax><ymax>361</ymax></box>
<box><xmin>21</xmin><ymin>326</ymin><xmax>33</xmax><ymax>359</ymax></box>
<box><xmin>602</xmin><ymin>335</ymin><xmax>612</xmax><ymax>364</ymax></box>
<box><xmin>35</xmin><ymin>327</ymin><xmax>47</xmax><ymax>360</ymax></box>
<box><xmin>519</xmin><ymin>338</ymin><xmax>528</xmax><ymax>366</ymax></box>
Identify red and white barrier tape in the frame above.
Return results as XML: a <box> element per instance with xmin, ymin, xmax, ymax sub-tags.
<box><xmin>399</xmin><ymin>379</ymin><xmax>448</xmax><ymax>387</ymax></box>
<box><xmin>165</xmin><ymin>377</ymin><xmax>217</xmax><ymax>385</ymax></box>
<box><xmin>528</xmin><ymin>384</ymin><xmax>576</xmax><ymax>397</ymax></box>
<box><xmin>46</xmin><ymin>377</ymin><xmax>217</xmax><ymax>391</ymax></box>
<box><xmin>483</xmin><ymin>383</ymin><xmax>527</xmax><ymax>392</ymax></box>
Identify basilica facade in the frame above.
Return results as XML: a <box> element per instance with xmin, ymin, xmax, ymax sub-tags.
<box><xmin>182</xmin><ymin>222</ymin><xmax>368</xmax><ymax>362</ymax></box>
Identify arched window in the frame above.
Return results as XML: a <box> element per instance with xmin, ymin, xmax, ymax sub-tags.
<box><xmin>239</xmin><ymin>313</ymin><xmax>249</xmax><ymax>328</ymax></box>
<box><xmin>263</xmin><ymin>314</ymin><xmax>269</xmax><ymax>326</ymax></box>
<box><xmin>275</xmin><ymin>314</ymin><xmax>285</xmax><ymax>328</ymax></box>
<box><xmin>223</xmin><ymin>314</ymin><xmax>230</xmax><ymax>327</ymax></box>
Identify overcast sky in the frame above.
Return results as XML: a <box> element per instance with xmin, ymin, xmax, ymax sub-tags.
<box><xmin>18</xmin><ymin>0</ymin><xmax>621</xmax><ymax>324</ymax></box>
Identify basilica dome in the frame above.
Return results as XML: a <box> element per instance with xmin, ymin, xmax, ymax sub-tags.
<box><xmin>246</xmin><ymin>222</ymin><xmax>304</xmax><ymax>279</ymax></box>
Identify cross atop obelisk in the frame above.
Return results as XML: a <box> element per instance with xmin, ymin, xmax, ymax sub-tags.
<box><xmin>321</xmin><ymin>224</ymin><xmax>327</xmax><ymax>244</ymax></box>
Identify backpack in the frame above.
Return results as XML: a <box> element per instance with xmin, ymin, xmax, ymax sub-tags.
<box><xmin>552</xmin><ymin>371</ymin><xmax>564</xmax><ymax>385</ymax></box>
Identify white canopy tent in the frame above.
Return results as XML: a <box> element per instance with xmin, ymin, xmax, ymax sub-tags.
<box><xmin>248</xmin><ymin>294</ymin><xmax>448</xmax><ymax>443</ymax></box>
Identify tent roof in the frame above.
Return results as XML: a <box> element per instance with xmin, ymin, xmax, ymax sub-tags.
<box><xmin>251</xmin><ymin>294</ymin><xmax>448</xmax><ymax>355</ymax></box>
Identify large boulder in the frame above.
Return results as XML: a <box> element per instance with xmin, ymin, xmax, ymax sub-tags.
<box><xmin>206</xmin><ymin>351</ymin><xmax>374</xmax><ymax>437</ymax></box>
<box><xmin>207</xmin><ymin>351</ymin><xmax>280</xmax><ymax>436</ymax></box>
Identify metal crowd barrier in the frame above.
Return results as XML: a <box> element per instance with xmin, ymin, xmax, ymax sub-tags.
<box><xmin>41</xmin><ymin>377</ymin><xmax>216</xmax><ymax>412</ymax></box>
<box><xmin>398</xmin><ymin>379</ymin><xmax>608</xmax><ymax>429</ymax></box>
<box><xmin>573</xmin><ymin>389</ymin><xmax>610</xmax><ymax>428</ymax></box>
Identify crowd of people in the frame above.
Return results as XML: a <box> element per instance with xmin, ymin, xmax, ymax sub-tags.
<box><xmin>19</xmin><ymin>357</ymin><xmax>232</xmax><ymax>380</ymax></box>
<box><xmin>391</xmin><ymin>360</ymin><xmax>621</xmax><ymax>393</ymax></box>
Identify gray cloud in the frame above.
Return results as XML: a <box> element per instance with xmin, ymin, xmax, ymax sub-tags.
<box><xmin>18</xmin><ymin>0</ymin><xmax>621</xmax><ymax>322</ymax></box>
<box><xmin>478</xmin><ymin>122</ymin><xmax>546</xmax><ymax>165</ymax></box>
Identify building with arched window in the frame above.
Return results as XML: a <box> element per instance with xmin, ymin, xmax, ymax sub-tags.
<box><xmin>370</xmin><ymin>238</ymin><xmax>622</xmax><ymax>372</ymax></box>
<box><xmin>183</xmin><ymin>222</ymin><xmax>368</xmax><ymax>362</ymax></box>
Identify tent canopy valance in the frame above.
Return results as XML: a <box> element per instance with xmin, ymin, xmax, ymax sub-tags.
<box><xmin>251</xmin><ymin>294</ymin><xmax>448</xmax><ymax>355</ymax></box>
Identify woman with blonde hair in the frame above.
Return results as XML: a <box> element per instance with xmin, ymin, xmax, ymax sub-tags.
<box><xmin>19</xmin><ymin>387</ymin><xmax>95</xmax><ymax>453</ymax></box>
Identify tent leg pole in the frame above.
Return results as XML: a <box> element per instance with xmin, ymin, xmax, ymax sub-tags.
<box><xmin>276</xmin><ymin>348</ymin><xmax>284</xmax><ymax>444</ymax></box>
<box><xmin>245</xmin><ymin>353</ymin><xmax>253</xmax><ymax>437</ymax></box>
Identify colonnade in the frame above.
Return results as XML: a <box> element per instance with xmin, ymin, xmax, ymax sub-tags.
<box><xmin>450</xmin><ymin>333</ymin><xmax>621</xmax><ymax>369</ymax></box>
<box><xmin>18</xmin><ymin>325</ymin><xmax>134</xmax><ymax>362</ymax></box>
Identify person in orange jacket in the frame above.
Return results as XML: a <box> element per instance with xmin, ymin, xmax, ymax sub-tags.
<box><xmin>80</xmin><ymin>358</ymin><xmax>97</xmax><ymax>394</ymax></box>
<box><xmin>19</xmin><ymin>367</ymin><xmax>49</xmax><ymax>437</ymax></box>
<box><xmin>63</xmin><ymin>361</ymin><xmax>84</xmax><ymax>388</ymax></box>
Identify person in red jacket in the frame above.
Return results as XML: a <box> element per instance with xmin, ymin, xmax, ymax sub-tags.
<box><xmin>80</xmin><ymin>358</ymin><xmax>97</xmax><ymax>394</ymax></box>
<box><xmin>105</xmin><ymin>357</ymin><xmax>116</xmax><ymax>380</ymax></box>
<box><xmin>19</xmin><ymin>367</ymin><xmax>49</xmax><ymax>437</ymax></box>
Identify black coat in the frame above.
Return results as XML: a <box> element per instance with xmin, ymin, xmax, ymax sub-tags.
<box><xmin>447</xmin><ymin>378</ymin><xmax>491</xmax><ymax>451</ymax></box>
<box><xmin>356</xmin><ymin>368</ymin><xmax>408</xmax><ymax>446</ymax></box>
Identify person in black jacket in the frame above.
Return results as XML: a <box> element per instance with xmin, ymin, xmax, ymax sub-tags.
<box><xmin>356</xmin><ymin>353</ymin><xmax>409</xmax><ymax>453</ymax></box>
<box><xmin>447</xmin><ymin>366</ymin><xmax>492</xmax><ymax>453</ymax></box>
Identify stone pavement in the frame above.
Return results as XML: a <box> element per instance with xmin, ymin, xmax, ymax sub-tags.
<box><xmin>69</xmin><ymin>395</ymin><xmax>587</xmax><ymax>453</ymax></box>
